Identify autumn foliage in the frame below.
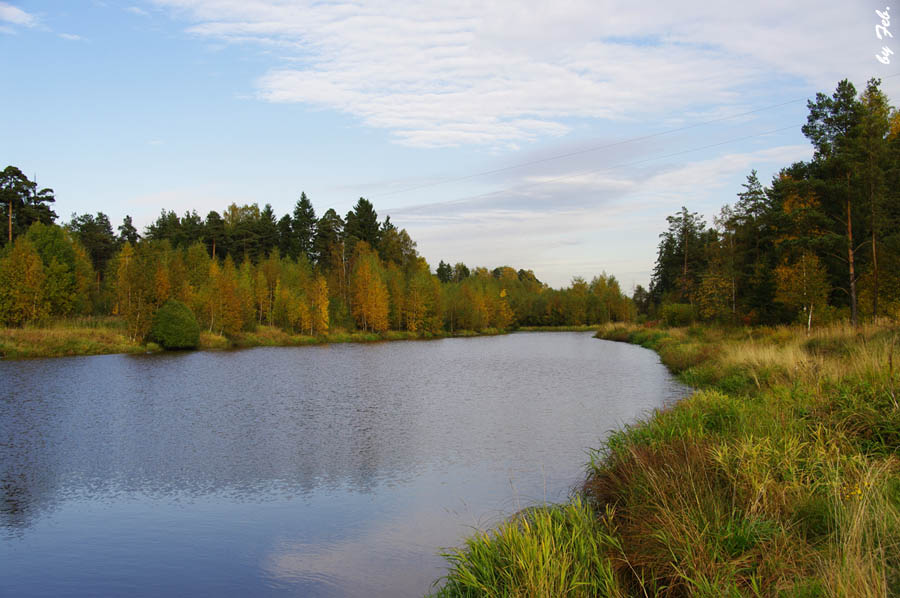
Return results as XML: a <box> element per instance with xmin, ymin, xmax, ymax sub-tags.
<box><xmin>1</xmin><ymin>182</ymin><xmax>634</xmax><ymax>337</ymax></box>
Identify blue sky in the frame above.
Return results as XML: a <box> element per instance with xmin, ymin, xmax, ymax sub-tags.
<box><xmin>1</xmin><ymin>1</ymin><xmax>896</xmax><ymax>288</ymax></box>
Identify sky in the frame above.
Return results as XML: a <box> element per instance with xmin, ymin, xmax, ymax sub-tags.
<box><xmin>1</xmin><ymin>1</ymin><xmax>897</xmax><ymax>289</ymax></box>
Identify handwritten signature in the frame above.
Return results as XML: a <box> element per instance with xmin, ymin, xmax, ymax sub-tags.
<box><xmin>876</xmin><ymin>7</ymin><xmax>893</xmax><ymax>64</ymax></box>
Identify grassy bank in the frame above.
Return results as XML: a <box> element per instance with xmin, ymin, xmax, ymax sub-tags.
<box><xmin>515</xmin><ymin>324</ymin><xmax>602</xmax><ymax>333</ymax></box>
<box><xmin>0</xmin><ymin>317</ymin><xmax>147</xmax><ymax>358</ymax></box>
<box><xmin>0</xmin><ymin>319</ymin><xmax>517</xmax><ymax>359</ymax></box>
<box><xmin>431</xmin><ymin>322</ymin><xmax>900</xmax><ymax>597</ymax></box>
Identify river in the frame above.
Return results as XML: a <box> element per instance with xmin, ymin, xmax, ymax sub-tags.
<box><xmin>0</xmin><ymin>331</ymin><xmax>687</xmax><ymax>597</ymax></box>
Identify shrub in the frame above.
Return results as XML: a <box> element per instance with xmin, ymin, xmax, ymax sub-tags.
<box><xmin>149</xmin><ymin>299</ymin><xmax>200</xmax><ymax>349</ymax></box>
<box><xmin>660</xmin><ymin>302</ymin><xmax>696</xmax><ymax>327</ymax></box>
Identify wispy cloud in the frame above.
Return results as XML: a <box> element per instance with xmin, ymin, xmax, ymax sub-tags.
<box><xmin>151</xmin><ymin>1</ymin><xmax>873</xmax><ymax>149</ymax></box>
<box><xmin>0</xmin><ymin>2</ymin><xmax>35</xmax><ymax>27</ymax></box>
<box><xmin>126</xmin><ymin>6</ymin><xmax>149</xmax><ymax>16</ymax></box>
<box><xmin>389</xmin><ymin>144</ymin><xmax>812</xmax><ymax>286</ymax></box>
<box><xmin>59</xmin><ymin>33</ymin><xmax>84</xmax><ymax>41</ymax></box>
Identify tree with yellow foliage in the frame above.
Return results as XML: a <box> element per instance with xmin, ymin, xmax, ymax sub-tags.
<box><xmin>0</xmin><ymin>237</ymin><xmax>48</xmax><ymax>326</ymax></box>
<box><xmin>488</xmin><ymin>292</ymin><xmax>515</xmax><ymax>329</ymax></box>
<box><xmin>115</xmin><ymin>242</ymin><xmax>162</xmax><ymax>340</ymax></box>
<box><xmin>310</xmin><ymin>274</ymin><xmax>329</xmax><ymax>335</ymax></box>
<box><xmin>218</xmin><ymin>256</ymin><xmax>244</xmax><ymax>336</ymax></box>
<box><xmin>350</xmin><ymin>242</ymin><xmax>389</xmax><ymax>332</ymax></box>
<box><xmin>154</xmin><ymin>264</ymin><xmax>171</xmax><ymax>306</ymax></box>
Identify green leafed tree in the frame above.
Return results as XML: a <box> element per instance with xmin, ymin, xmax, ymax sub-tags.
<box><xmin>118</xmin><ymin>215</ymin><xmax>140</xmax><ymax>246</ymax></box>
<box><xmin>802</xmin><ymin>79</ymin><xmax>863</xmax><ymax>326</ymax></box>
<box><xmin>0</xmin><ymin>166</ymin><xmax>57</xmax><ymax>246</ymax></box>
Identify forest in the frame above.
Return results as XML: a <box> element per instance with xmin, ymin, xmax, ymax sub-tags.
<box><xmin>5</xmin><ymin>76</ymin><xmax>898</xmax><ymax>346</ymax></box>
<box><xmin>643</xmin><ymin>78</ymin><xmax>900</xmax><ymax>330</ymax></box>
<box><xmin>0</xmin><ymin>174</ymin><xmax>631</xmax><ymax>342</ymax></box>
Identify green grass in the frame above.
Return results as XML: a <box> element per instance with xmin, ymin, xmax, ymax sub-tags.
<box><xmin>431</xmin><ymin>321</ymin><xmax>900</xmax><ymax>597</ymax></box>
<box><xmin>431</xmin><ymin>499</ymin><xmax>623</xmax><ymax>598</ymax></box>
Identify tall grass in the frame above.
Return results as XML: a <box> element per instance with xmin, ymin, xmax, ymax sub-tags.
<box><xmin>432</xmin><ymin>499</ymin><xmax>623</xmax><ymax>598</ymax></box>
<box><xmin>431</xmin><ymin>322</ymin><xmax>900</xmax><ymax>597</ymax></box>
<box><xmin>0</xmin><ymin>318</ymin><xmax>140</xmax><ymax>358</ymax></box>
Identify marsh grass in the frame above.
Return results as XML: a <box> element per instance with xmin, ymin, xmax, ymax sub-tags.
<box><xmin>432</xmin><ymin>322</ymin><xmax>900</xmax><ymax>597</ymax></box>
<box><xmin>0</xmin><ymin>321</ymin><xmax>141</xmax><ymax>358</ymax></box>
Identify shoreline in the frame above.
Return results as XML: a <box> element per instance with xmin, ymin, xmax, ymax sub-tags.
<box><xmin>431</xmin><ymin>321</ymin><xmax>900</xmax><ymax>597</ymax></box>
<box><xmin>0</xmin><ymin>321</ymin><xmax>601</xmax><ymax>360</ymax></box>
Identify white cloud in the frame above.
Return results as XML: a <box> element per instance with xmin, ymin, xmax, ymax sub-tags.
<box><xmin>126</xmin><ymin>6</ymin><xmax>149</xmax><ymax>16</ymax></box>
<box><xmin>0</xmin><ymin>2</ymin><xmax>35</xmax><ymax>27</ymax></box>
<box><xmin>151</xmin><ymin>1</ymin><xmax>878</xmax><ymax>148</ymax></box>
<box><xmin>59</xmin><ymin>33</ymin><xmax>84</xmax><ymax>41</ymax></box>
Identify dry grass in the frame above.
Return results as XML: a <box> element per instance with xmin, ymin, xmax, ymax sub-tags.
<box><xmin>0</xmin><ymin>325</ymin><xmax>142</xmax><ymax>358</ymax></box>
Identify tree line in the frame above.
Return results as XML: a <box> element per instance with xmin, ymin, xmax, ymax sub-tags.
<box><xmin>641</xmin><ymin>78</ymin><xmax>900</xmax><ymax>329</ymax></box>
<box><xmin>0</xmin><ymin>170</ymin><xmax>632</xmax><ymax>337</ymax></box>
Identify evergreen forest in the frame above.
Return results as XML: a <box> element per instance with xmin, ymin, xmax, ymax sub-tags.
<box><xmin>643</xmin><ymin>78</ymin><xmax>900</xmax><ymax>330</ymax></box>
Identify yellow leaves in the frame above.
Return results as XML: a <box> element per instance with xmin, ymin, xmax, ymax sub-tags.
<box><xmin>696</xmin><ymin>272</ymin><xmax>731</xmax><ymax>321</ymax></box>
<box><xmin>154</xmin><ymin>265</ymin><xmax>171</xmax><ymax>305</ymax></box>
<box><xmin>782</xmin><ymin>189</ymin><xmax>820</xmax><ymax>215</ymax></box>
<box><xmin>311</xmin><ymin>275</ymin><xmax>329</xmax><ymax>335</ymax></box>
<box><xmin>888</xmin><ymin>110</ymin><xmax>900</xmax><ymax>139</ymax></box>
<box><xmin>350</xmin><ymin>242</ymin><xmax>389</xmax><ymax>332</ymax></box>
<box><xmin>775</xmin><ymin>251</ymin><xmax>830</xmax><ymax>315</ymax></box>
<box><xmin>490</xmin><ymin>296</ymin><xmax>515</xmax><ymax>330</ymax></box>
<box><xmin>0</xmin><ymin>236</ymin><xmax>48</xmax><ymax>326</ymax></box>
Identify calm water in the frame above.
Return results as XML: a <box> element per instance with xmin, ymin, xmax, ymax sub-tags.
<box><xmin>0</xmin><ymin>332</ymin><xmax>687</xmax><ymax>597</ymax></box>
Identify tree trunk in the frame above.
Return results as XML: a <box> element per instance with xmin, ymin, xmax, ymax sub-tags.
<box><xmin>867</xmin><ymin>152</ymin><xmax>879</xmax><ymax>321</ymax></box>
<box><xmin>8</xmin><ymin>199</ymin><xmax>11</xmax><ymax>243</ymax></box>
<box><xmin>807</xmin><ymin>303</ymin><xmax>813</xmax><ymax>335</ymax></box>
<box><xmin>730</xmin><ymin>236</ymin><xmax>736</xmax><ymax>316</ymax></box>
<box><xmin>846</xmin><ymin>176</ymin><xmax>858</xmax><ymax>327</ymax></box>
<box><xmin>872</xmin><ymin>224</ymin><xmax>879</xmax><ymax>321</ymax></box>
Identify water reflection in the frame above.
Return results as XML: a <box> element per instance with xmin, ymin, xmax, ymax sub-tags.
<box><xmin>0</xmin><ymin>332</ymin><xmax>687</xmax><ymax>597</ymax></box>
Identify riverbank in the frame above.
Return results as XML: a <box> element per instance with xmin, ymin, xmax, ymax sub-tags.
<box><xmin>0</xmin><ymin>318</ymin><xmax>520</xmax><ymax>359</ymax></box>
<box><xmin>431</xmin><ymin>322</ymin><xmax>900</xmax><ymax>597</ymax></box>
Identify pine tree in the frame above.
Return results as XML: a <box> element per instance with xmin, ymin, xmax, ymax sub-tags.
<box><xmin>292</xmin><ymin>192</ymin><xmax>317</xmax><ymax>263</ymax></box>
